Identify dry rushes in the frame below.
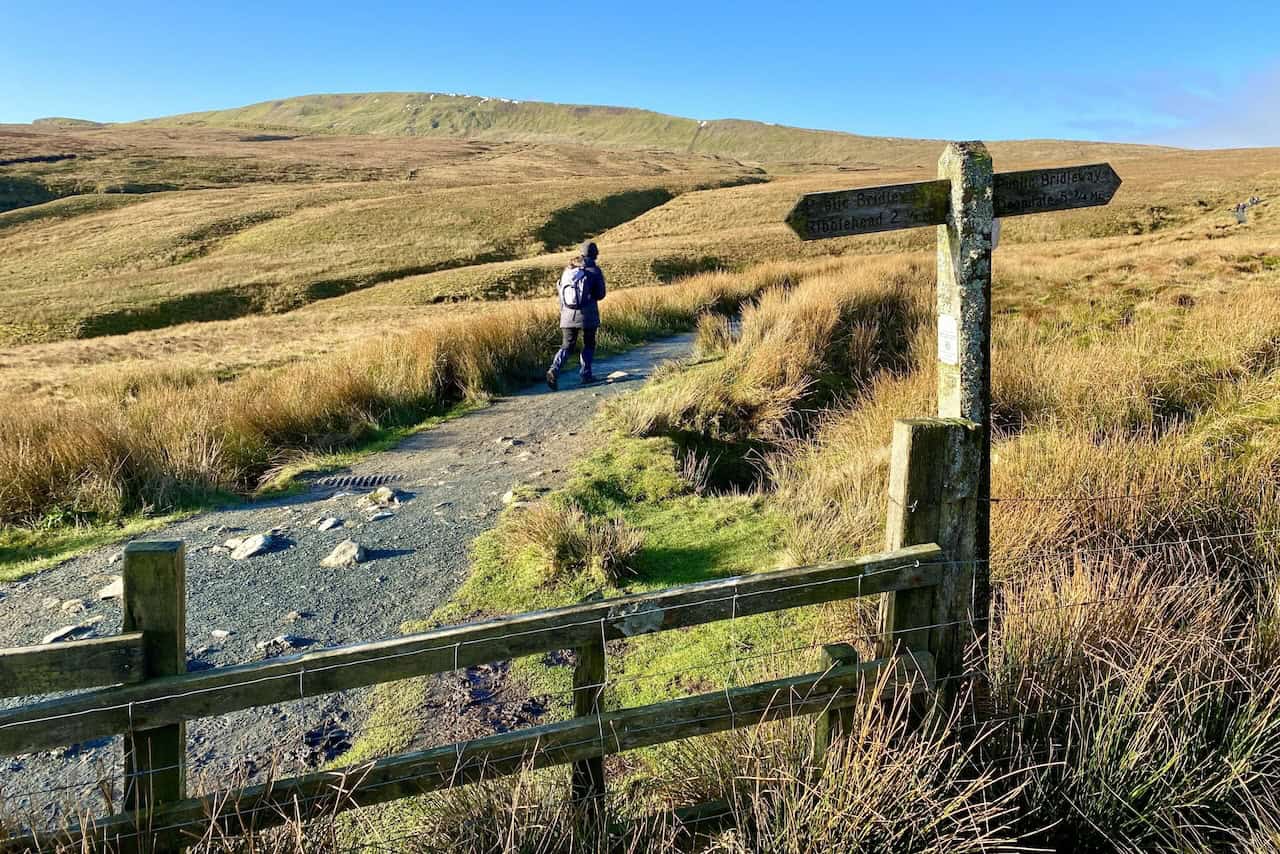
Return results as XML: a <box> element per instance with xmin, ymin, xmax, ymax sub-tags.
<box><xmin>647</xmin><ymin>686</ymin><xmax>1024</xmax><ymax>853</ymax></box>
<box><xmin>608</xmin><ymin>257</ymin><xmax>931</xmax><ymax>444</ymax></box>
<box><xmin>985</xmin><ymin>557</ymin><xmax>1280</xmax><ymax>851</ymax></box>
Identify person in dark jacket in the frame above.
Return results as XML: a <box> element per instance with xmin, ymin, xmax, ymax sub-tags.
<box><xmin>546</xmin><ymin>241</ymin><xmax>607</xmax><ymax>390</ymax></box>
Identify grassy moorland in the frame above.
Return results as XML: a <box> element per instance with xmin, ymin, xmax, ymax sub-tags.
<box><xmin>0</xmin><ymin>108</ymin><xmax>1274</xmax><ymax>573</ymax></box>
<box><xmin>320</xmin><ymin>186</ymin><xmax>1280</xmax><ymax>852</ymax></box>
<box><xmin>2</xmin><ymin>143</ymin><xmax>1271</xmax><ymax>404</ymax></box>
<box><xmin>0</xmin><ymin>122</ymin><xmax>758</xmax><ymax>345</ymax></box>
<box><xmin>2</xmin><ymin>92</ymin><xmax>1280</xmax><ymax>850</ymax></box>
<box><xmin>146</xmin><ymin>92</ymin><xmax>1166</xmax><ymax>167</ymax></box>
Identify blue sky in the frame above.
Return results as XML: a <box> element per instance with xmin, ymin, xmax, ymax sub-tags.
<box><xmin>1</xmin><ymin>0</ymin><xmax>1276</xmax><ymax>147</ymax></box>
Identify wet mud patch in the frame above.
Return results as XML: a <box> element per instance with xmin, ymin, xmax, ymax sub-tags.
<box><xmin>451</xmin><ymin>662</ymin><xmax>549</xmax><ymax>734</ymax></box>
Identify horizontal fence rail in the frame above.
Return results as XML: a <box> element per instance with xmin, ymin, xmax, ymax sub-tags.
<box><xmin>0</xmin><ymin>633</ymin><xmax>145</xmax><ymax>699</ymax></box>
<box><xmin>5</xmin><ymin>654</ymin><xmax>935</xmax><ymax>852</ymax></box>
<box><xmin>0</xmin><ymin>543</ymin><xmax>943</xmax><ymax>756</ymax></box>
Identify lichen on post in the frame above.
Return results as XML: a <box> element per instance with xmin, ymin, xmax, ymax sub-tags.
<box><xmin>934</xmin><ymin>141</ymin><xmax>993</xmax><ymax>669</ymax></box>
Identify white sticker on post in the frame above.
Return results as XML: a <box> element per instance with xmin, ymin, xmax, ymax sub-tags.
<box><xmin>938</xmin><ymin>314</ymin><xmax>959</xmax><ymax>365</ymax></box>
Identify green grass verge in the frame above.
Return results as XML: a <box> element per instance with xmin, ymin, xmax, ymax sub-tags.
<box><xmin>0</xmin><ymin>512</ymin><xmax>190</xmax><ymax>582</ymax></box>
<box><xmin>417</xmin><ymin>429</ymin><xmax>789</xmax><ymax>711</ymax></box>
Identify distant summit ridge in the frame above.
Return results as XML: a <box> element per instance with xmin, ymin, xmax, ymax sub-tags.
<box><xmin>143</xmin><ymin>92</ymin><xmax>1167</xmax><ymax>167</ymax></box>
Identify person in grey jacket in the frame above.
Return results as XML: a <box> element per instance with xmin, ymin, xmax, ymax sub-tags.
<box><xmin>546</xmin><ymin>241</ymin><xmax>607</xmax><ymax>390</ymax></box>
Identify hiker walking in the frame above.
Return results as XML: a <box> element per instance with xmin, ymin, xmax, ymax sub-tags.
<box><xmin>546</xmin><ymin>241</ymin><xmax>606</xmax><ymax>390</ymax></box>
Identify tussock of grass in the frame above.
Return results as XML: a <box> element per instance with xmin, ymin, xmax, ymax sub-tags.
<box><xmin>982</xmin><ymin>556</ymin><xmax>1280</xmax><ymax>851</ymax></box>
<box><xmin>507</xmin><ymin>499</ymin><xmax>644</xmax><ymax>584</ymax></box>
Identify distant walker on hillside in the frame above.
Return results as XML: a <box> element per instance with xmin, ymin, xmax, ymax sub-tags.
<box><xmin>546</xmin><ymin>241</ymin><xmax>607</xmax><ymax>390</ymax></box>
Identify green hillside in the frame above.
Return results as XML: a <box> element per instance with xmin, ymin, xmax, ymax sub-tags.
<box><xmin>145</xmin><ymin>92</ymin><xmax>1172</xmax><ymax>167</ymax></box>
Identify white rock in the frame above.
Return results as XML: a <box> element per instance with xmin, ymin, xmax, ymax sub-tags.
<box><xmin>230</xmin><ymin>534</ymin><xmax>274</xmax><ymax>560</ymax></box>
<box><xmin>501</xmin><ymin>490</ymin><xmax>517</xmax><ymax>505</ymax></box>
<box><xmin>60</xmin><ymin>599</ymin><xmax>87</xmax><ymax>615</ymax></box>
<box><xmin>321</xmin><ymin>539</ymin><xmax>365</xmax><ymax>568</ymax></box>
<box><xmin>41</xmin><ymin>596</ymin><xmax>60</xmax><ymax>610</ymax></box>
<box><xmin>317</xmin><ymin>517</ymin><xmax>342</xmax><ymax>531</ymax></box>
<box><xmin>108</xmin><ymin>551</ymin><xmax>123</xmax><ymax>565</ymax></box>
<box><xmin>256</xmin><ymin>634</ymin><xmax>310</xmax><ymax>650</ymax></box>
<box><xmin>224</xmin><ymin>537</ymin><xmax>245</xmax><ymax>550</ymax></box>
<box><xmin>42</xmin><ymin>625</ymin><xmax>80</xmax><ymax>644</ymax></box>
<box><xmin>42</xmin><ymin>618</ymin><xmax>99</xmax><ymax>644</ymax></box>
<box><xmin>367</xmin><ymin>511</ymin><xmax>394</xmax><ymax>521</ymax></box>
<box><xmin>606</xmin><ymin>370</ymin><xmax>630</xmax><ymax>382</ymax></box>
<box><xmin>211</xmin><ymin>629</ymin><xmax>231</xmax><ymax>640</ymax></box>
<box><xmin>98</xmin><ymin>576</ymin><xmax>124</xmax><ymax>600</ymax></box>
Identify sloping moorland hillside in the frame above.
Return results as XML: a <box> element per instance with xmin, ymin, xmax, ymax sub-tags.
<box><xmin>146</xmin><ymin>91</ymin><xmax>1171</xmax><ymax>167</ymax></box>
<box><xmin>1</xmin><ymin>92</ymin><xmax>1280</xmax><ymax>850</ymax></box>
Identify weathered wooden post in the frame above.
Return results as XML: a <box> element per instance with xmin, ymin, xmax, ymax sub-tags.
<box><xmin>571</xmin><ymin>594</ymin><xmax>608</xmax><ymax>810</ymax></box>
<box><xmin>812</xmin><ymin>642</ymin><xmax>859</xmax><ymax>764</ymax></box>
<box><xmin>935</xmin><ymin>141</ymin><xmax>994</xmax><ymax>655</ymax></box>
<box><xmin>784</xmin><ymin>142</ymin><xmax>1120</xmax><ymax>703</ymax></box>
<box><xmin>879</xmin><ymin>419</ymin><xmax>981</xmax><ymax>700</ymax></box>
<box><xmin>122</xmin><ymin>541</ymin><xmax>186</xmax><ymax>854</ymax></box>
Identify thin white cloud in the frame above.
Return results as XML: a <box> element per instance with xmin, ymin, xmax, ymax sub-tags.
<box><xmin>1152</xmin><ymin>63</ymin><xmax>1280</xmax><ymax>148</ymax></box>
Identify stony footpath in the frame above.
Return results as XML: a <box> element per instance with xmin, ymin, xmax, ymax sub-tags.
<box><xmin>0</xmin><ymin>336</ymin><xmax>693</xmax><ymax>816</ymax></box>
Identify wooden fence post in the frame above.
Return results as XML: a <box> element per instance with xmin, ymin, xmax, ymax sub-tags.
<box><xmin>812</xmin><ymin>642</ymin><xmax>859</xmax><ymax>765</ymax></box>
<box><xmin>879</xmin><ymin>419</ymin><xmax>981</xmax><ymax>703</ymax></box>
<box><xmin>122</xmin><ymin>541</ymin><xmax>186</xmax><ymax>853</ymax></box>
<box><xmin>935</xmin><ymin>141</ymin><xmax>994</xmax><ymax>658</ymax></box>
<box><xmin>571</xmin><ymin>597</ymin><xmax>607</xmax><ymax>808</ymax></box>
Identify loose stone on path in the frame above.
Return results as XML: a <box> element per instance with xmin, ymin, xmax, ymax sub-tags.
<box><xmin>229</xmin><ymin>534</ymin><xmax>275</xmax><ymax>560</ymax></box>
<box><xmin>98</xmin><ymin>576</ymin><xmax>123</xmax><ymax>600</ymax></box>
<box><xmin>321</xmin><ymin>539</ymin><xmax>366</xmax><ymax>568</ymax></box>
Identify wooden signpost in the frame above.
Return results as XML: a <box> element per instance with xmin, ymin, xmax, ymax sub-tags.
<box><xmin>787</xmin><ymin>142</ymin><xmax>1120</xmax><ymax>687</ymax></box>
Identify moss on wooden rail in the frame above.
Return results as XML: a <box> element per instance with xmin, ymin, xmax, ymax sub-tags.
<box><xmin>0</xmin><ymin>542</ymin><xmax>943</xmax><ymax>756</ymax></box>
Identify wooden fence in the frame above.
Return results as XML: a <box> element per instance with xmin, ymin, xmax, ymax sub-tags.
<box><xmin>0</xmin><ymin>417</ymin><xmax>982</xmax><ymax>852</ymax></box>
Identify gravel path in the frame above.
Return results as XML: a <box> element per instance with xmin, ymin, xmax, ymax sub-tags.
<box><xmin>0</xmin><ymin>335</ymin><xmax>693</xmax><ymax>822</ymax></box>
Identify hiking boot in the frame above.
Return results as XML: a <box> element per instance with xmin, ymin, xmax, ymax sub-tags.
<box><xmin>580</xmin><ymin>373</ymin><xmax>597</xmax><ymax>385</ymax></box>
<box><xmin>546</xmin><ymin>370</ymin><xmax>558</xmax><ymax>391</ymax></box>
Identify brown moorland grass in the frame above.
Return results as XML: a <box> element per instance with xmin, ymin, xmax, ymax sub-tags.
<box><xmin>0</xmin><ymin>144</ymin><xmax>1272</xmax><ymax>403</ymax></box>
<box><xmin>0</xmin><ymin>261</ymin><xmax>816</xmax><ymax>530</ymax></box>
<box><xmin>0</xmin><ymin>173</ymin><xmax>751</xmax><ymax>345</ymax></box>
<box><xmin>4</xmin><ymin>171</ymin><xmax>1280</xmax><ymax>853</ymax></box>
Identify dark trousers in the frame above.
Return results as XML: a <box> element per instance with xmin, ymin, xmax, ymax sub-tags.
<box><xmin>549</xmin><ymin>327</ymin><xmax>596</xmax><ymax>377</ymax></box>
